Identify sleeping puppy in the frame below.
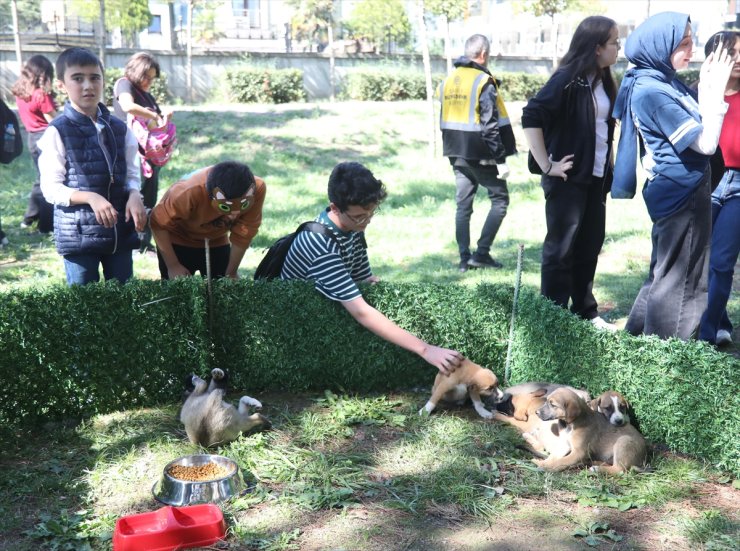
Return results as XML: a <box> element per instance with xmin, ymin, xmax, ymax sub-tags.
<box><xmin>531</xmin><ymin>388</ymin><xmax>647</xmax><ymax>474</ymax></box>
<box><xmin>180</xmin><ymin>368</ymin><xmax>271</xmax><ymax>448</ymax></box>
<box><xmin>491</xmin><ymin>382</ymin><xmax>591</xmax><ymax>420</ymax></box>
<box><xmin>588</xmin><ymin>390</ymin><xmax>630</xmax><ymax>427</ymax></box>
<box><xmin>419</xmin><ymin>358</ymin><xmax>504</xmax><ymax>419</ymax></box>
<box><xmin>490</xmin><ymin>389</ymin><xmax>571</xmax><ymax>458</ymax></box>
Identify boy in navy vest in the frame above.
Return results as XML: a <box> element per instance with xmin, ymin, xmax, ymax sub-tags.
<box><xmin>39</xmin><ymin>47</ymin><xmax>146</xmax><ymax>285</ymax></box>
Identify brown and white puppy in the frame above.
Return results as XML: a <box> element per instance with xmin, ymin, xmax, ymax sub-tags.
<box><xmin>490</xmin><ymin>389</ymin><xmax>573</xmax><ymax>458</ymax></box>
<box><xmin>180</xmin><ymin>368</ymin><xmax>271</xmax><ymax>448</ymax></box>
<box><xmin>531</xmin><ymin>388</ymin><xmax>647</xmax><ymax>474</ymax></box>
<box><xmin>589</xmin><ymin>390</ymin><xmax>630</xmax><ymax>427</ymax></box>
<box><xmin>419</xmin><ymin>358</ymin><xmax>504</xmax><ymax>419</ymax></box>
<box><xmin>491</xmin><ymin>382</ymin><xmax>591</xmax><ymax>421</ymax></box>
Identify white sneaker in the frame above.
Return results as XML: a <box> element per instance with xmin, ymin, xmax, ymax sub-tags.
<box><xmin>716</xmin><ymin>329</ymin><xmax>733</xmax><ymax>346</ymax></box>
<box><xmin>591</xmin><ymin>316</ymin><xmax>618</xmax><ymax>332</ymax></box>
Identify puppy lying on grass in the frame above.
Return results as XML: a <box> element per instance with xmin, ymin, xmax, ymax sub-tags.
<box><xmin>419</xmin><ymin>358</ymin><xmax>503</xmax><ymax>419</ymax></box>
<box><xmin>180</xmin><ymin>368</ymin><xmax>271</xmax><ymax>448</ymax></box>
<box><xmin>532</xmin><ymin>388</ymin><xmax>648</xmax><ymax>474</ymax></box>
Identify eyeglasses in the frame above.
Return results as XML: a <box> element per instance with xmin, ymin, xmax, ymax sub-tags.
<box><xmin>607</xmin><ymin>39</ymin><xmax>621</xmax><ymax>48</ymax></box>
<box><xmin>341</xmin><ymin>206</ymin><xmax>380</xmax><ymax>225</ymax></box>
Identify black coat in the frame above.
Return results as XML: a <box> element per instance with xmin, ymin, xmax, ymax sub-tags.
<box><xmin>521</xmin><ymin>68</ymin><xmax>614</xmax><ymax>192</ymax></box>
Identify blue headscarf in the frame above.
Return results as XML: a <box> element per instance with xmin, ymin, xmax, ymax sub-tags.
<box><xmin>611</xmin><ymin>12</ymin><xmax>691</xmax><ymax>199</ymax></box>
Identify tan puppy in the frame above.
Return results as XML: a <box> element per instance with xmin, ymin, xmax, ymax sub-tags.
<box><xmin>531</xmin><ymin>388</ymin><xmax>647</xmax><ymax>473</ymax></box>
<box><xmin>589</xmin><ymin>390</ymin><xmax>631</xmax><ymax>427</ymax></box>
<box><xmin>419</xmin><ymin>358</ymin><xmax>503</xmax><ymax>419</ymax></box>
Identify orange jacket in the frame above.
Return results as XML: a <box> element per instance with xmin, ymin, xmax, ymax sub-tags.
<box><xmin>150</xmin><ymin>166</ymin><xmax>265</xmax><ymax>249</ymax></box>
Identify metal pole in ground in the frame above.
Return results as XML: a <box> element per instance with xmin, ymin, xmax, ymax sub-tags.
<box><xmin>505</xmin><ymin>244</ymin><xmax>524</xmax><ymax>385</ymax></box>
<box><xmin>205</xmin><ymin>237</ymin><xmax>213</xmax><ymax>338</ymax></box>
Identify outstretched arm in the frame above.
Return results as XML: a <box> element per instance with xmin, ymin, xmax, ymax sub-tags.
<box><xmin>341</xmin><ymin>296</ymin><xmax>463</xmax><ymax>375</ymax></box>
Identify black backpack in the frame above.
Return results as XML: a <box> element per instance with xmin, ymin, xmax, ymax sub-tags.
<box><xmin>0</xmin><ymin>98</ymin><xmax>22</xmax><ymax>164</ymax></box>
<box><xmin>254</xmin><ymin>221</ymin><xmax>338</xmax><ymax>281</ymax></box>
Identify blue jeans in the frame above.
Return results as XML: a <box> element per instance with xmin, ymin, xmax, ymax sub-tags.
<box><xmin>699</xmin><ymin>169</ymin><xmax>740</xmax><ymax>343</ymax></box>
<box><xmin>453</xmin><ymin>164</ymin><xmax>509</xmax><ymax>259</ymax></box>
<box><xmin>63</xmin><ymin>250</ymin><xmax>134</xmax><ymax>286</ymax></box>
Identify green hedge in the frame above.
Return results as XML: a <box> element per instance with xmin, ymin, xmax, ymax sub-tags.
<box><xmin>341</xmin><ymin>69</ymin><xmax>549</xmax><ymax>102</ymax></box>
<box><xmin>494</xmin><ymin>71</ymin><xmax>550</xmax><ymax>102</ymax></box>
<box><xmin>342</xmin><ymin>70</ymin><xmax>431</xmax><ymax>101</ymax></box>
<box><xmin>224</xmin><ymin>67</ymin><xmax>306</xmax><ymax>103</ymax></box>
<box><xmin>0</xmin><ymin>280</ymin><xmax>737</xmax><ymax>474</ymax></box>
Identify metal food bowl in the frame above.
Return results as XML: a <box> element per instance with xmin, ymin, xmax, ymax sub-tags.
<box><xmin>152</xmin><ymin>454</ymin><xmax>245</xmax><ymax>506</ymax></box>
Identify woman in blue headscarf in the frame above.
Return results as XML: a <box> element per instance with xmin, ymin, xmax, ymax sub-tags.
<box><xmin>612</xmin><ymin>11</ymin><xmax>733</xmax><ymax>340</ymax></box>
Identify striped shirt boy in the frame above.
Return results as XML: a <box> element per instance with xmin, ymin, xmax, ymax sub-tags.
<box><xmin>280</xmin><ymin>208</ymin><xmax>371</xmax><ymax>301</ymax></box>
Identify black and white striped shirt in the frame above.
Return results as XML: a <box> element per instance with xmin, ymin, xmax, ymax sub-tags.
<box><xmin>280</xmin><ymin>209</ymin><xmax>371</xmax><ymax>302</ymax></box>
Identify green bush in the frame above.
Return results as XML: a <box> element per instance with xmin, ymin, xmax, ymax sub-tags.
<box><xmin>494</xmin><ymin>71</ymin><xmax>549</xmax><ymax>102</ymax></box>
<box><xmin>225</xmin><ymin>67</ymin><xmax>306</xmax><ymax>103</ymax></box>
<box><xmin>0</xmin><ymin>280</ymin><xmax>737</xmax><ymax>474</ymax></box>
<box><xmin>342</xmin><ymin>69</ymin><xmax>549</xmax><ymax>102</ymax></box>
<box><xmin>342</xmin><ymin>70</ymin><xmax>430</xmax><ymax>101</ymax></box>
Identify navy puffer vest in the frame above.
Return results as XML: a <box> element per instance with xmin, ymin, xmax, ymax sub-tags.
<box><xmin>52</xmin><ymin>102</ymin><xmax>139</xmax><ymax>255</ymax></box>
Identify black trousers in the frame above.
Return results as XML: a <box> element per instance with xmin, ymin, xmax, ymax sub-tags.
<box><xmin>540</xmin><ymin>175</ymin><xmax>607</xmax><ymax>320</ymax></box>
<box><xmin>24</xmin><ymin>131</ymin><xmax>54</xmax><ymax>233</ymax></box>
<box><xmin>157</xmin><ymin>243</ymin><xmax>230</xmax><ymax>279</ymax></box>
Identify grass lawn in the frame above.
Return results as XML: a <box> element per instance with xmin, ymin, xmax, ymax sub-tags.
<box><xmin>0</xmin><ymin>101</ymin><xmax>738</xmax><ymax>550</ymax></box>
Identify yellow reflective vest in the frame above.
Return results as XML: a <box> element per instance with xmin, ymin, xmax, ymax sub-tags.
<box><xmin>439</xmin><ymin>64</ymin><xmax>515</xmax><ymax>161</ymax></box>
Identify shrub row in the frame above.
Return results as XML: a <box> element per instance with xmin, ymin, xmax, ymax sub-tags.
<box><xmin>341</xmin><ymin>69</ymin><xmax>549</xmax><ymax>102</ymax></box>
<box><xmin>0</xmin><ymin>280</ymin><xmax>737</xmax><ymax>473</ymax></box>
<box><xmin>225</xmin><ymin>67</ymin><xmax>306</xmax><ymax>103</ymax></box>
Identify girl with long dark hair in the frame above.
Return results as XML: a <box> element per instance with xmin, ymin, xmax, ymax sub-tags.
<box><xmin>521</xmin><ymin>16</ymin><xmax>620</xmax><ymax>330</ymax></box>
<box><xmin>12</xmin><ymin>54</ymin><xmax>57</xmax><ymax>233</ymax></box>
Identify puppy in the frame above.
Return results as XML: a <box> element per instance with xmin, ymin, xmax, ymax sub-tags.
<box><xmin>180</xmin><ymin>368</ymin><xmax>271</xmax><ymax>448</ymax></box>
<box><xmin>490</xmin><ymin>389</ymin><xmax>571</xmax><ymax>458</ymax></box>
<box><xmin>532</xmin><ymin>388</ymin><xmax>647</xmax><ymax>474</ymax></box>
<box><xmin>588</xmin><ymin>390</ymin><xmax>630</xmax><ymax>427</ymax></box>
<box><xmin>419</xmin><ymin>358</ymin><xmax>504</xmax><ymax>419</ymax></box>
<box><xmin>491</xmin><ymin>382</ymin><xmax>591</xmax><ymax>420</ymax></box>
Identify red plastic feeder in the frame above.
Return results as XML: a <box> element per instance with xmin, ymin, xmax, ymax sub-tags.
<box><xmin>113</xmin><ymin>504</ymin><xmax>226</xmax><ymax>551</ymax></box>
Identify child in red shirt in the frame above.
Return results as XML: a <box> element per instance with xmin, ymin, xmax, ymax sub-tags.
<box><xmin>12</xmin><ymin>55</ymin><xmax>58</xmax><ymax>233</ymax></box>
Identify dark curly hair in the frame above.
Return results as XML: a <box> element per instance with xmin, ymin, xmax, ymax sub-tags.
<box><xmin>206</xmin><ymin>161</ymin><xmax>255</xmax><ymax>199</ymax></box>
<box><xmin>327</xmin><ymin>162</ymin><xmax>387</xmax><ymax>211</ymax></box>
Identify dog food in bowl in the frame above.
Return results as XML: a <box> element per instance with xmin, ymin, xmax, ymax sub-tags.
<box><xmin>168</xmin><ymin>462</ymin><xmax>234</xmax><ymax>482</ymax></box>
<box><xmin>153</xmin><ymin>454</ymin><xmax>245</xmax><ymax>506</ymax></box>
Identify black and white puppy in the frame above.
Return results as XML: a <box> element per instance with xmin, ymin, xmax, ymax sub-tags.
<box><xmin>180</xmin><ymin>368</ymin><xmax>270</xmax><ymax>447</ymax></box>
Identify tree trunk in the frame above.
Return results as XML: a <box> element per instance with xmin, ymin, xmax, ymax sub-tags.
<box><xmin>417</xmin><ymin>0</ymin><xmax>435</xmax><ymax>158</ymax></box>
<box><xmin>10</xmin><ymin>0</ymin><xmax>22</xmax><ymax>73</ymax></box>
<box><xmin>444</xmin><ymin>16</ymin><xmax>452</xmax><ymax>74</ymax></box>
<box><xmin>551</xmin><ymin>14</ymin><xmax>558</xmax><ymax>70</ymax></box>
<box><xmin>98</xmin><ymin>0</ymin><xmax>106</xmax><ymax>72</ymax></box>
<box><xmin>328</xmin><ymin>24</ymin><xmax>335</xmax><ymax>102</ymax></box>
<box><xmin>187</xmin><ymin>0</ymin><xmax>194</xmax><ymax>103</ymax></box>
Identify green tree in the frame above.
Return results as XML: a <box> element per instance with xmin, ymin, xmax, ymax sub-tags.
<box><xmin>192</xmin><ymin>1</ymin><xmax>226</xmax><ymax>44</ymax></box>
<box><xmin>288</xmin><ymin>0</ymin><xmax>338</xmax><ymax>101</ymax></box>
<box><xmin>349</xmin><ymin>0</ymin><xmax>411</xmax><ymax>54</ymax></box>
<box><xmin>519</xmin><ymin>0</ymin><xmax>583</xmax><ymax>67</ymax></box>
<box><xmin>0</xmin><ymin>0</ymin><xmax>40</xmax><ymax>32</ymax></box>
<box><xmin>287</xmin><ymin>0</ymin><xmax>334</xmax><ymax>51</ymax></box>
<box><xmin>70</xmin><ymin>0</ymin><xmax>152</xmax><ymax>47</ymax></box>
<box><xmin>425</xmin><ymin>0</ymin><xmax>466</xmax><ymax>72</ymax></box>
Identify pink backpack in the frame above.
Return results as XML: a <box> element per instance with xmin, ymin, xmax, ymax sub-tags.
<box><xmin>128</xmin><ymin>115</ymin><xmax>177</xmax><ymax>177</ymax></box>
